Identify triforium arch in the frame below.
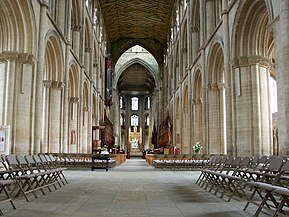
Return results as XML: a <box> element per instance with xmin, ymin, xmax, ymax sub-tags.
<box><xmin>206</xmin><ymin>41</ymin><xmax>225</xmax><ymax>155</ymax></box>
<box><xmin>192</xmin><ymin>68</ymin><xmax>203</xmax><ymax>152</ymax></box>
<box><xmin>232</xmin><ymin>0</ymin><xmax>273</xmax><ymax>156</ymax></box>
<box><xmin>43</xmin><ymin>33</ymin><xmax>64</xmax><ymax>153</ymax></box>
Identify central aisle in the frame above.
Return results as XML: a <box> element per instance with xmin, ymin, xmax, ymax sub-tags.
<box><xmin>1</xmin><ymin>158</ymin><xmax>259</xmax><ymax>217</ymax></box>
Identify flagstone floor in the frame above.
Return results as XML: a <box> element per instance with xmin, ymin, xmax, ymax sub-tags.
<box><xmin>0</xmin><ymin>158</ymin><xmax>272</xmax><ymax>217</ymax></box>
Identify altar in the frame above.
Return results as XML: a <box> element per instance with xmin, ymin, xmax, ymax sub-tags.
<box><xmin>129</xmin><ymin>126</ymin><xmax>142</xmax><ymax>154</ymax></box>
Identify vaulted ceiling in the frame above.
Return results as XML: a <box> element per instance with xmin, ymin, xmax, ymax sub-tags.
<box><xmin>98</xmin><ymin>0</ymin><xmax>175</xmax><ymax>64</ymax></box>
<box><xmin>117</xmin><ymin>63</ymin><xmax>155</xmax><ymax>95</ymax></box>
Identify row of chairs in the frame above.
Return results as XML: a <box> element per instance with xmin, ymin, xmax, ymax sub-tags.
<box><xmin>196</xmin><ymin>155</ymin><xmax>289</xmax><ymax>216</ymax></box>
<box><xmin>51</xmin><ymin>153</ymin><xmax>117</xmax><ymax>169</ymax></box>
<box><xmin>0</xmin><ymin>154</ymin><xmax>68</xmax><ymax>215</ymax></box>
<box><xmin>153</xmin><ymin>159</ymin><xmax>209</xmax><ymax>170</ymax></box>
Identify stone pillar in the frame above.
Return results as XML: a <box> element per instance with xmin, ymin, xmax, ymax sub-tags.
<box><xmin>62</xmin><ymin>44</ymin><xmax>72</xmax><ymax>153</ymax></box>
<box><xmin>113</xmin><ymin>89</ymin><xmax>120</xmax><ymax>147</ymax></box>
<box><xmin>276</xmin><ymin>0</ymin><xmax>289</xmax><ymax>155</ymax></box>
<box><xmin>207</xmin><ymin>83</ymin><xmax>222</xmax><ymax>154</ymax></box>
<box><xmin>34</xmin><ymin>2</ymin><xmax>48</xmax><ymax>154</ymax></box>
<box><xmin>221</xmin><ymin>0</ymin><xmax>233</xmax><ymax>155</ymax></box>
<box><xmin>1</xmin><ymin>52</ymin><xmax>18</xmax><ymax>153</ymax></box>
<box><xmin>218</xmin><ymin>82</ymin><xmax>227</xmax><ymax>155</ymax></box>
<box><xmin>2</xmin><ymin>52</ymin><xmax>18</xmax><ymax>126</ymax></box>
<box><xmin>42</xmin><ymin>80</ymin><xmax>52</xmax><ymax>153</ymax></box>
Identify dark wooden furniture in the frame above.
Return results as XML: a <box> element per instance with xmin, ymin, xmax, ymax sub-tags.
<box><xmin>157</xmin><ymin>116</ymin><xmax>173</xmax><ymax>148</ymax></box>
<box><xmin>91</xmin><ymin>155</ymin><xmax>110</xmax><ymax>172</ymax></box>
<box><xmin>92</xmin><ymin>115</ymin><xmax>115</xmax><ymax>153</ymax></box>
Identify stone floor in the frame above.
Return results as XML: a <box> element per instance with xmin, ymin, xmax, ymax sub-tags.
<box><xmin>0</xmin><ymin>158</ymin><xmax>273</xmax><ymax>217</ymax></box>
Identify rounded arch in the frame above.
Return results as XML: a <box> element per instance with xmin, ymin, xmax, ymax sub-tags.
<box><xmin>207</xmin><ymin>40</ymin><xmax>224</xmax><ymax>84</ymax></box>
<box><xmin>192</xmin><ymin>68</ymin><xmax>202</xmax><ymax>100</ymax></box>
<box><xmin>44</xmin><ymin>33</ymin><xmax>64</xmax><ymax>81</ymax></box>
<box><xmin>68</xmin><ymin>62</ymin><xmax>79</xmax><ymax>98</ymax></box>
<box><xmin>0</xmin><ymin>0</ymin><xmax>36</xmax><ymax>54</ymax></box>
<box><xmin>232</xmin><ymin>0</ymin><xmax>271</xmax><ymax>58</ymax></box>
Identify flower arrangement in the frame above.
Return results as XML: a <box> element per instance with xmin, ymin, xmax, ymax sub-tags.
<box><xmin>193</xmin><ymin>142</ymin><xmax>203</xmax><ymax>154</ymax></box>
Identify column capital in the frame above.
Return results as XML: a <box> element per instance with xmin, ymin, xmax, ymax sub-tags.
<box><xmin>51</xmin><ymin>81</ymin><xmax>65</xmax><ymax>89</ymax></box>
<box><xmin>69</xmin><ymin>97</ymin><xmax>79</xmax><ymax>103</ymax></box>
<box><xmin>0</xmin><ymin>51</ymin><xmax>19</xmax><ymax>62</ymax></box>
<box><xmin>43</xmin><ymin>80</ymin><xmax>52</xmax><ymax>88</ymax></box>
<box><xmin>72</xmin><ymin>25</ymin><xmax>82</xmax><ymax>32</ymax></box>
<box><xmin>85</xmin><ymin>47</ymin><xmax>92</xmax><ymax>53</ymax></box>
<box><xmin>207</xmin><ymin>82</ymin><xmax>218</xmax><ymax>91</ymax></box>
<box><xmin>192</xmin><ymin>98</ymin><xmax>202</xmax><ymax>105</ymax></box>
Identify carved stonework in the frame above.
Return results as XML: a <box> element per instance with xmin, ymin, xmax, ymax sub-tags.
<box><xmin>72</xmin><ymin>25</ymin><xmax>82</xmax><ymax>32</ymax></box>
<box><xmin>85</xmin><ymin>47</ymin><xmax>92</xmax><ymax>53</ymax></box>
<box><xmin>192</xmin><ymin>98</ymin><xmax>202</xmax><ymax>105</ymax></box>
<box><xmin>51</xmin><ymin>81</ymin><xmax>65</xmax><ymax>90</ymax></box>
<box><xmin>69</xmin><ymin>97</ymin><xmax>79</xmax><ymax>103</ymax></box>
<box><xmin>43</xmin><ymin>80</ymin><xmax>52</xmax><ymax>88</ymax></box>
<box><xmin>0</xmin><ymin>51</ymin><xmax>19</xmax><ymax>62</ymax></box>
<box><xmin>248</xmin><ymin>55</ymin><xmax>270</xmax><ymax>68</ymax></box>
<box><xmin>83</xmin><ymin>107</ymin><xmax>89</xmax><ymax>112</ymax></box>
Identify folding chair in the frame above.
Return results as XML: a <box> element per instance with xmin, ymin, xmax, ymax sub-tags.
<box><xmin>243</xmin><ymin>157</ymin><xmax>284</xmax><ymax>213</ymax></box>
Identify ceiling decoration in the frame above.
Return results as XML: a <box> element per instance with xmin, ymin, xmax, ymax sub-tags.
<box><xmin>98</xmin><ymin>0</ymin><xmax>175</xmax><ymax>64</ymax></box>
<box><xmin>117</xmin><ymin>63</ymin><xmax>155</xmax><ymax>95</ymax></box>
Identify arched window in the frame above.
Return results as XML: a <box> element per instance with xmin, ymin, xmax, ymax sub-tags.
<box><xmin>120</xmin><ymin>96</ymin><xmax>124</xmax><ymax>109</ymax></box>
<box><xmin>131</xmin><ymin>97</ymin><xmax>138</xmax><ymax>111</ymax></box>
<box><xmin>120</xmin><ymin>114</ymin><xmax>125</xmax><ymax>126</ymax></box>
<box><xmin>145</xmin><ymin>97</ymin><xmax>150</xmax><ymax>110</ymax></box>
<box><xmin>131</xmin><ymin>115</ymin><xmax>139</xmax><ymax>126</ymax></box>
<box><xmin>146</xmin><ymin>114</ymin><xmax>150</xmax><ymax>126</ymax></box>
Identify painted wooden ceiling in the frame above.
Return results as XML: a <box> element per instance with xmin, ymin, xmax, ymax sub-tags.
<box><xmin>98</xmin><ymin>0</ymin><xmax>175</xmax><ymax>64</ymax></box>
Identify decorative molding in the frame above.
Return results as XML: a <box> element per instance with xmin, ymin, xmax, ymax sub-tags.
<box><xmin>43</xmin><ymin>80</ymin><xmax>52</xmax><ymax>88</ymax></box>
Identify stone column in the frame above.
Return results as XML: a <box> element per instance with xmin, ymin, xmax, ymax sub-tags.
<box><xmin>1</xmin><ymin>52</ymin><xmax>18</xmax><ymax>153</ymax></box>
<box><xmin>276</xmin><ymin>0</ymin><xmax>289</xmax><ymax>155</ymax></box>
<box><xmin>62</xmin><ymin>45</ymin><xmax>72</xmax><ymax>153</ymax></box>
<box><xmin>218</xmin><ymin>82</ymin><xmax>227</xmax><ymax>155</ymax></box>
<box><xmin>2</xmin><ymin>52</ymin><xmax>18</xmax><ymax>126</ymax></box>
<box><xmin>42</xmin><ymin>80</ymin><xmax>52</xmax><ymax>153</ymax></box>
<box><xmin>113</xmin><ymin>89</ymin><xmax>120</xmax><ymax>147</ymax></box>
<box><xmin>34</xmin><ymin>1</ymin><xmax>48</xmax><ymax>154</ymax></box>
<box><xmin>221</xmin><ymin>0</ymin><xmax>233</xmax><ymax>155</ymax></box>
